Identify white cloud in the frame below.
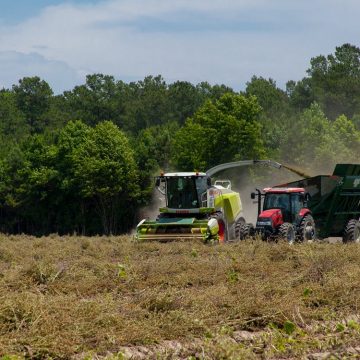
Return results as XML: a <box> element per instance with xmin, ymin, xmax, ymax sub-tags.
<box><xmin>0</xmin><ymin>51</ymin><xmax>84</xmax><ymax>93</ymax></box>
<box><xmin>0</xmin><ymin>0</ymin><xmax>359</xmax><ymax>92</ymax></box>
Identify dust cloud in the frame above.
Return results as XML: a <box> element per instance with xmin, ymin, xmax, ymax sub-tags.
<box><xmin>137</xmin><ymin>188</ymin><xmax>166</xmax><ymax>222</ymax></box>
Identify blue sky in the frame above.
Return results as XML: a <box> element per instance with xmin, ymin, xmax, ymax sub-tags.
<box><xmin>0</xmin><ymin>0</ymin><xmax>102</xmax><ymax>24</ymax></box>
<box><xmin>0</xmin><ymin>0</ymin><xmax>359</xmax><ymax>93</ymax></box>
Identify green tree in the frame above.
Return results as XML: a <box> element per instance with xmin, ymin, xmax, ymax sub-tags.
<box><xmin>0</xmin><ymin>90</ymin><xmax>28</xmax><ymax>158</ymax></box>
<box><xmin>172</xmin><ymin>93</ymin><xmax>266</xmax><ymax>171</ymax></box>
<box><xmin>289</xmin><ymin>44</ymin><xmax>360</xmax><ymax>119</ymax></box>
<box><xmin>3</xmin><ymin>134</ymin><xmax>60</xmax><ymax>234</ymax></box>
<box><xmin>133</xmin><ymin>122</ymin><xmax>179</xmax><ymax>201</ymax></box>
<box><xmin>279</xmin><ymin>103</ymin><xmax>330</xmax><ymax>166</ymax></box>
<box><xmin>71</xmin><ymin>121</ymin><xmax>140</xmax><ymax>234</ymax></box>
<box><xmin>56</xmin><ymin>120</ymin><xmax>92</xmax><ymax>234</ymax></box>
<box><xmin>279</xmin><ymin>103</ymin><xmax>360</xmax><ymax>172</ymax></box>
<box><xmin>12</xmin><ymin>76</ymin><xmax>53</xmax><ymax>134</ymax></box>
<box><xmin>315</xmin><ymin>115</ymin><xmax>360</xmax><ymax>165</ymax></box>
<box><xmin>245</xmin><ymin>76</ymin><xmax>291</xmax><ymax>157</ymax></box>
<box><xmin>0</xmin><ymin>90</ymin><xmax>27</xmax><ymax>138</ymax></box>
<box><xmin>167</xmin><ymin>81</ymin><xmax>204</xmax><ymax>125</ymax></box>
<box><xmin>196</xmin><ymin>82</ymin><xmax>234</xmax><ymax>100</ymax></box>
<box><xmin>122</xmin><ymin>75</ymin><xmax>169</xmax><ymax>132</ymax></box>
<box><xmin>245</xmin><ymin>76</ymin><xmax>289</xmax><ymax>117</ymax></box>
<box><xmin>63</xmin><ymin>74</ymin><xmax>120</xmax><ymax>126</ymax></box>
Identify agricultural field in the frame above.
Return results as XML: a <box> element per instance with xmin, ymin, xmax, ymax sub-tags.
<box><xmin>0</xmin><ymin>235</ymin><xmax>360</xmax><ymax>359</ymax></box>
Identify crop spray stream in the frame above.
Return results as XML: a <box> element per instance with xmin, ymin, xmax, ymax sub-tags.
<box><xmin>281</xmin><ymin>164</ymin><xmax>312</xmax><ymax>179</ymax></box>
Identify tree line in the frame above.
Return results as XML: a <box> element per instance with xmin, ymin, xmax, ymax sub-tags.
<box><xmin>0</xmin><ymin>43</ymin><xmax>359</xmax><ymax>235</ymax></box>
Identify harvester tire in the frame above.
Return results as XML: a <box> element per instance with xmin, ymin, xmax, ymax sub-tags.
<box><xmin>212</xmin><ymin>213</ymin><xmax>228</xmax><ymax>243</ymax></box>
<box><xmin>343</xmin><ymin>219</ymin><xmax>360</xmax><ymax>243</ymax></box>
<box><xmin>279</xmin><ymin>222</ymin><xmax>296</xmax><ymax>244</ymax></box>
<box><xmin>239</xmin><ymin>223</ymin><xmax>254</xmax><ymax>240</ymax></box>
<box><xmin>298</xmin><ymin>215</ymin><xmax>316</xmax><ymax>242</ymax></box>
<box><xmin>235</xmin><ymin>218</ymin><xmax>246</xmax><ymax>241</ymax></box>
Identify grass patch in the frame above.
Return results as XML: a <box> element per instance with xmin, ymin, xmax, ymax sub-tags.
<box><xmin>0</xmin><ymin>235</ymin><xmax>359</xmax><ymax>358</ymax></box>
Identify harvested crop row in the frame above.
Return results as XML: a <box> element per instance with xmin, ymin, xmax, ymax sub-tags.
<box><xmin>0</xmin><ymin>235</ymin><xmax>359</xmax><ymax>358</ymax></box>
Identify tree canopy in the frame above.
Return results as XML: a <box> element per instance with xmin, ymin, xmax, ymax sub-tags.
<box><xmin>0</xmin><ymin>43</ymin><xmax>359</xmax><ymax>235</ymax></box>
<box><xmin>172</xmin><ymin>93</ymin><xmax>266</xmax><ymax>170</ymax></box>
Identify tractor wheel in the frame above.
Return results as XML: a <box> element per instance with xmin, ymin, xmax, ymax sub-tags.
<box><xmin>298</xmin><ymin>215</ymin><xmax>316</xmax><ymax>242</ymax></box>
<box><xmin>212</xmin><ymin>213</ymin><xmax>228</xmax><ymax>243</ymax></box>
<box><xmin>235</xmin><ymin>218</ymin><xmax>246</xmax><ymax>241</ymax></box>
<box><xmin>279</xmin><ymin>222</ymin><xmax>296</xmax><ymax>244</ymax></box>
<box><xmin>343</xmin><ymin>219</ymin><xmax>360</xmax><ymax>243</ymax></box>
<box><xmin>239</xmin><ymin>223</ymin><xmax>254</xmax><ymax>240</ymax></box>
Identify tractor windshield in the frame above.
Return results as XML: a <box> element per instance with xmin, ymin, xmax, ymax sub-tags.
<box><xmin>166</xmin><ymin>176</ymin><xmax>207</xmax><ymax>209</ymax></box>
<box><xmin>263</xmin><ymin>193</ymin><xmax>290</xmax><ymax>212</ymax></box>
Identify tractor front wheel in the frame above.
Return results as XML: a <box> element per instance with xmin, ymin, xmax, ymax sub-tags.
<box><xmin>343</xmin><ymin>219</ymin><xmax>360</xmax><ymax>243</ymax></box>
<box><xmin>298</xmin><ymin>215</ymin><xmax>316</xmax><ymax>242</ymax></box>
<box><xmin>279</xmin><ymin>223</ymin><xmax>296</xmax><ymax>244</ymax></box>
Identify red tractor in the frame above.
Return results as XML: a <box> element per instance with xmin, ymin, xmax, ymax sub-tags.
<box><xmin>240</xmin><ymin>187</ymin><xmax>316</xmax><ymax>243</ymax></box>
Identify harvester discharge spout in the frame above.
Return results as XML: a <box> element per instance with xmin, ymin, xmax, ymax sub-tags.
<box><xmin>206</xmin><ymin>160</ymin><xmax>282</xmax><ymax>177</ymax></box>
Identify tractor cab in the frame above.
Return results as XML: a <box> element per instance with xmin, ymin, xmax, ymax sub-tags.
<box><xmin>262</xmin><ymin>187</ymin><xmax>307</xmax><ymax>223</ymax></box>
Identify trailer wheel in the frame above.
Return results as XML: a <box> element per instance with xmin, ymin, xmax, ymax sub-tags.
<box><xmin>343</xmin><ymin>219</ymin><xmax>360</xmax><ymax>243</ymax></box>
<box><xmin>298</xmin><ymin>215</ymin><xmax>316</xmax><ymax>242</ymax></box>
<box><xmin>279</xmin><ymin>223</ymin><xmax>296</xmax><ymax>244</ymax></box>
<box><xmin>235</xmin><ymin>218</ymin><xmax>246</xmax><ymax>241</ymax></box>
<box><xmin>239</xmin><ymin>223</ymin><xmax>254</xmax><ymax>240</ymax></box>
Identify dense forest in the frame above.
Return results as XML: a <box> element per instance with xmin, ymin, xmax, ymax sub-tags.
<box><xmin>0</xmin><ymin>43</ymin><xmax>360</xmax><ymax>236</ymax></box>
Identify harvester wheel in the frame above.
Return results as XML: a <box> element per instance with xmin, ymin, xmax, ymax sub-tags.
<box><xmin>343</xmin><ymin>219</ymin><xmax>360</xmax><ymax>243</ymax></box>
<box><xmin>298</xmin><ymin>215</ymin><xmax>316</xmax><ymax>242</ymax></box>
<box><xmin>235</xmin><ymin>218</ymin><xmax>246</xmax><ymax>241</ymax></box>
<box><xmin>279</xmin><ymin>223</ymin><xmax>296</xmax><ymax>244</ymax></box>
<box><xmin>212</xmin><ymin>213</ymin><xmax>228</xmax><ymax>243</ymax></box>
<box><xmin>239</xmin><ymin>223</ymin><xmax>254</xmax><ymax>240</ymax></box>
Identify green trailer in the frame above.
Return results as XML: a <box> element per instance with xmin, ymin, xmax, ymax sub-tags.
<box><xmin>279</xmin><ymin>163</ymin><xmax>360</xmax><ymax>240</ymax></box>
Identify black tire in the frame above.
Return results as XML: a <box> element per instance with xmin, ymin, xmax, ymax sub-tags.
<box><xmin>239</xmin><ymin>223</ymin><xmax>254</xmax><ymax>240</ymax></box>
<box><xmin>212</xmin><ymin>212</ymin><xmax>228</xmax><ymax>243</ymax></box>
<box><xmin>343</xmin><ymin>219</ymin><xmax>360</xmax><ymax>243</ymax></box>
<box><xmin>279</xmin><ymin>222</ymin><xmax>296</xmax><ymax>244</ymax></box>
<box><xmin>235</xmin><ymin>217</ymin><xmax>246</xmax><ymax>241</ymax></box>
<box><xmin>298</xmin><ymin>214</ymin><xmax>316</xmax><ymax>242</ymax></box>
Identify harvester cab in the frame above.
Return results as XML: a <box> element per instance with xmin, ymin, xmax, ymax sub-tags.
<box><xmin>241</xmin><ymin>187</ymin><xmax>315</xmax><ymax>243</ymax></box>
<box><xmin>155</xmin><ymin>172</ymin><xmax>211</xmax><ymax>209</ymax></box>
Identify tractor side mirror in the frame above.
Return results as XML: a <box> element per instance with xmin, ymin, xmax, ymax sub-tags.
<box><xmin>301</xmin><ymin>193</ymin><xmax>311</xmax><ymax>204</ymax></box>
<box><xmin>207</xmin><ymin>177</ymin><xmax>212</xmax><ymax>187</ymax></box>
<box><xmin>251</xmin><ymin>192</ymin><xmax>256</xmax><ymax>200</ymax></box>
<box><xmin>155</xmin><ymin>177</ymin><xmax>166</xmax><ymax>195</ymax></box>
